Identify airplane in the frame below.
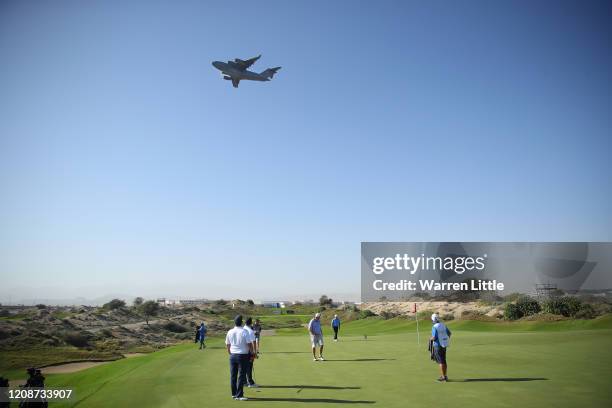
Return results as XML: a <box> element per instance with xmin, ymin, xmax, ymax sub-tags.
<box><xmin>212</xmin><ymin>55</ymin><xmax>281</xmax><ymax>88</ymax></box>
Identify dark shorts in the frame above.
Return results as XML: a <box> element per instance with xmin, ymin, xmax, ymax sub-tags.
<box><xmin>433</xmin><ymin>345</ymin><xmax>447</xmax><ymax>364</ymax></box>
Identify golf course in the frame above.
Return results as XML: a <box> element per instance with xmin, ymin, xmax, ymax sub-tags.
<box><xmin>40</xmin><ymin>315</ymin><xmax>612</xmax><ymax>407</ymax></box>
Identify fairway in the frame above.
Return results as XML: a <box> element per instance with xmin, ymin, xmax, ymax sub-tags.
<box><xmin>43</xmin><ymin>318</ymin><xmax>612</xmax><ymax>407</ymax></box>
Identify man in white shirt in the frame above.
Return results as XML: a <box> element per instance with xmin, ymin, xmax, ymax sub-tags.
<box><xmin>225</xmin><ymin>315</ymin><xmax>254</xmax><ymax>401</ymax></box>
<box><xmin>243</xmin><ymin>317</ymin><xmax>258</xmax><ymax>388</ymax></box>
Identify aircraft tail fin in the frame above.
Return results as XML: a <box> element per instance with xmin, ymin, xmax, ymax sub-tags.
<box><xmin>261</xmin><ymin>67</ymin><xmax>281</xmax><ymax>79</ymax></box>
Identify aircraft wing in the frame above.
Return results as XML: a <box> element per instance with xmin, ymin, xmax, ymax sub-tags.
<box><xmin>233</xmin><ymin>55</ymin><xmax>261</xmax><ymax>71</ymax></box>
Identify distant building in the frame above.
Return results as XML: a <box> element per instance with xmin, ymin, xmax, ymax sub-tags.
<box><xmin>179</xmin><ymin>299</ymin><xmax>208</xmax><ymax>306</ymax></box>
<box><xmin>260</xmin><ymin>301</ymin><xmax>287</xmax><ymax>308</ymax></box>
<box><xmin>156</xmin><ymin>298</ymin><xmax>179</xmax><ymax>307</ymax></box>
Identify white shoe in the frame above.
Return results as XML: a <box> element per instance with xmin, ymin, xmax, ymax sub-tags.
<box><xmin>319</xmin><ymin>356</ymin><xmax>325</xmax><ymax>361</ymax></box>
<box><xmin>247</xmin><ymin>384</ymin><xmax>259</xmax><ymax>388</ymax></box>
<box><xmin>313</xmin><ymin>358</ymin><xmax>318</xmax><ymax>361</ymax></box>
<box><xmin>235</xmin><ymin>397</ymin><xmax>248</xmax><ymax>401</ymax></box>
<box><xmin>334</xmin><ymin>339</ymin><xmax>338</xmax><ymax>342</ymax></box>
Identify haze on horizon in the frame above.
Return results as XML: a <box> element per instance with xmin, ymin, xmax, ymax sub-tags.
<box><xmin>1</xmin><ymin>0</ymin><xmax>611</xmax><ymax>304</ymax></box>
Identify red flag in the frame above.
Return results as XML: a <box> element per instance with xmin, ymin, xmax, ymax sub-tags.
<box><xmin>413</xmin><ymin>303</ymin><xmax>417</xmax><ymax>313</ymax></box>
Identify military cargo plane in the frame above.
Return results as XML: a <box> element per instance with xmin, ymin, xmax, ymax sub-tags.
<box><xmin>212</xmin><ymin>55</ymin><xmax>281</xmax><ymax>88</ymax></box>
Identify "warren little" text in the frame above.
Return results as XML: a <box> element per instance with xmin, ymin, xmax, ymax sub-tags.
<box><xmin>373</xmin><ymin>279</ymin><xmax>504</xmax><ymax>291</ymax></box>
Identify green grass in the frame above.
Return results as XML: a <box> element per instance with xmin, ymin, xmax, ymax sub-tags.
<box><xmin>5</xmin><ymin>317</ymin><xmax>612</xmax><ymax>407</ymax></box>
<box><xmin>256</xmin><ymin>314</ymin><xmax>311</xmax><ymax>324</ymax></box>
<box><xmin>277</xmin><ymin>314</ymin><xmax>612</xmax><ymax>336</ymax></box>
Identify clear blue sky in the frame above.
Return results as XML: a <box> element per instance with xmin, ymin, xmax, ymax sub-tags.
<box><xmin>1</xmin><ymin>0</ymin><xmax>610</xmax><ymax>303</ymax></box>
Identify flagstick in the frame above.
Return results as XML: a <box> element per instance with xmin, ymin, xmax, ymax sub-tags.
<box><xmin>415</xmin><ymin>302</ymin><xmax>420</xmax><ymax>346</ymax></box>
<box><xmin>416</xmin><ymin>313</ymin><xmax>420</xmax><ymax>346</ymax></box>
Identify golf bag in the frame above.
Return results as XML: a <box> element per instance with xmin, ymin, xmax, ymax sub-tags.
<box><xmin>428</xmin><ymin>339</ymin><xmax>435</xmax><ymax>362</ymax></box>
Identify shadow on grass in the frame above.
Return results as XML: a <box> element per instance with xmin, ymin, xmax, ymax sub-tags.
<box><xmin>340</xmin><ymin>338</ymin><xmax>376</xmax><ymax>342</ymax></box>
<box><xmin>263</xmin><ymin>351</ymin><xmax>310</xmax><ymax>354</ymax></box>
<box><xmin>451</xmin><ymin>378</ymin><xmax>548</xmax><ymax>382</ymax></box>
<box><xmin>324</xmin><ymin>358</ymin><xmax>395</xmax><ymax>362</ymax></box>
<box><xmin>246</xmin><ymin>397</ymin><xmax>375</xmax><ymax>404</ymax></box>
<box><xmin>259</xmin><ymin>385</ymin><xmax>360</xmax><ymax>390</ymax></box>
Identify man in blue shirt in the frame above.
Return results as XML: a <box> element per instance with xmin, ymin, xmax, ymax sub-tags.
<box><xmin>197</xmin><ymin>322</ymin><xmax>207</xmax><ymax>349</ymax></box>
<box><xmin>331</xmin><ymin>314</ymin><xmax>341</xmax><ymax>342</ymax></box>
<box><xmin>429</xmin><ymin>313</ymin><xmax>452</xmax><ymax>382</ymax></box>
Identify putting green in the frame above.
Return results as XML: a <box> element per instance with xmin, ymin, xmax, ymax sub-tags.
<box><xmin>44</xmin><ymin>318</ymin><xmax>612</xmax><ymax>407</ymax></box>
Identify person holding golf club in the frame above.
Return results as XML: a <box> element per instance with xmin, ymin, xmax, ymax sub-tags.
<box><xmin>253</xmin><ymin>318</ymin><xmax>262</xmax><ymax>354</ymax></box>
<box><xmin>430</xmin><ymin>313</ymin><xmax>452</xmax><ymax>382</ymax></box>
<box><xmin>225</xmin><ymin>315</ymin><xmax>253</xmax><ymax>401</ymax></box>
<box><xmin>243</xmin><ymin>317</ymin><xmax>259</xmax><ymax>388</ymax></box>
<box><xmin>308</xmin><ymin>312</ymin><xmax>325</xmax><ymax>361</ymax></box>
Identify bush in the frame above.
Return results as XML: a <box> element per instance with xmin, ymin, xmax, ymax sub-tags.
<box><xmin>574</xmin><ymin>303</ymin><xmax>596</xmax><ymax>319</ymax></box>
<box><xmin>64</xmin><ymin>331</ymin><xmax>89</xmax><ymax>347</ymax></box>
<box><xmin>319</xmin><ymin>295</ymin><xmax>333</xmax><ymax>306</ymax></box>
<box><xmin>0</xmin><ymin>309</ymin><xmax>9</xmax><ymax>317</ymax></box>
<box><xmin>380</xmin><ymin>311</ymin><xmax>399</xmax><ymax>320</ymax></box>
<box><xmin>359</xmin><ymin>309</ymin><xmax>376</xmax><ymax>319</ymax></box>
<box><xmin>441</xmin><ymin>313</ymin><xmax>455</xmax><ymax>321</ymax></box>
<box><xmin>516</xmin><ymin>296</ymin><xmax>541</xmax><ymax>317</ymax></box>
<box><xmin>504</xmin><ymin>303</ymin><xmax>522</xmax><ymax>320</ymax></box>
<box><xmin>542</xmin><ymin>296</ymin><xmax>582</xmax><ymax>317</ymax></box>
<box><xmin>0</xmin><ymin>329</ymin><xmax>10</xmax><ymax>340</ymax></box>
<box><xmin>163</xmin><ymin>321</ymin><xmax>189</xmax><ymax>333</ymax></box>
<box><xmin>140</xmin><ymin>300</ymin><xmax>160</xmax><ymax>324</ymax></box>
<box><xmin>100</xmin><ymin>328</ymin><xmax>113</xmax><ymax>338</ymax></box>
<box><xmin>35</xmin><ymin>304</ymin><xmax>47</xmax><ymax>309</ymax></box>
<box><xmin>103</xmin><ymin>299</ymin><xmax>126</xmax><ymax>310</ymax></box>
<box><xmin>344</xmin><ymin>304</ymin><xmax>360</xmax><ymax>312</ymax></box>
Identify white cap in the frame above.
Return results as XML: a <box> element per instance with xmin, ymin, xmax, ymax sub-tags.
<box><xmin>431</xmin><ymin>313</ymin><xmax>439</xmax><ymax>322</ymax></box>
<box><xmin>334</xmin><ymin>314</ymin><xmax>338</xmax><ymax>318</ymax></box>
<box><xmin>315</xmin><ymin>312</ymin><xmax>321</xmax><ymax>318</ymax></box>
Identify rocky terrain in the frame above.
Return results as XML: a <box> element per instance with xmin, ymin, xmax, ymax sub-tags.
<box><xmin>362</xmin><ymin>301</ymin><xmax>505</xmax><ymax>319</ymax></box>
<box><xmin>0</xmin><ymin>305</ymin><xmax>236</xmax><ymax>356</ymax></box>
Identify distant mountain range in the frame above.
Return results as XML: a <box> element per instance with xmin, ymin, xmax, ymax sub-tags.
<box><xmin>2</xmin><ymin>291</ymin><xmax>361</xmax><ymax>306</ymax></box>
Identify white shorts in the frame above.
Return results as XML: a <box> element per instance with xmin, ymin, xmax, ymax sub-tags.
<box><xmin>310</xmin><ymin>334</ymin><xmax>324</xmax><ymax>347</ymax></box>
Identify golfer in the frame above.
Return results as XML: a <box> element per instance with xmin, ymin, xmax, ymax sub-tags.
<box><xmin>197</xmin><ymin>322</ymin><xmax>207</xmax><ymax>349</ymax></box>
<box><xmin>331</xmin><ymin>314</ymin><xmax>341</xmax><ymax>341</ymax></box>
<box><xmin>225</xmin><ymin>315</ymin><xmax>253</xmax><ymax>401</ymax></box>
<box><xmin>430</xmin><ymin>313</ymin><xmax>452</xmax><ymax>382</ymax></box>
<box><xmin>308</xmin><ymin>312</ymin><xmax>325</xmax><ymax>361</ymax></box>
<box><xmin>253</xmin><ymin>318</ymin><xmax>262</xmax><ymax>354</ymax></box>
<box><xmin>243</xmin><ymin>317</ymin><xmax>259</xmax><ymax>388</ymax></box>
